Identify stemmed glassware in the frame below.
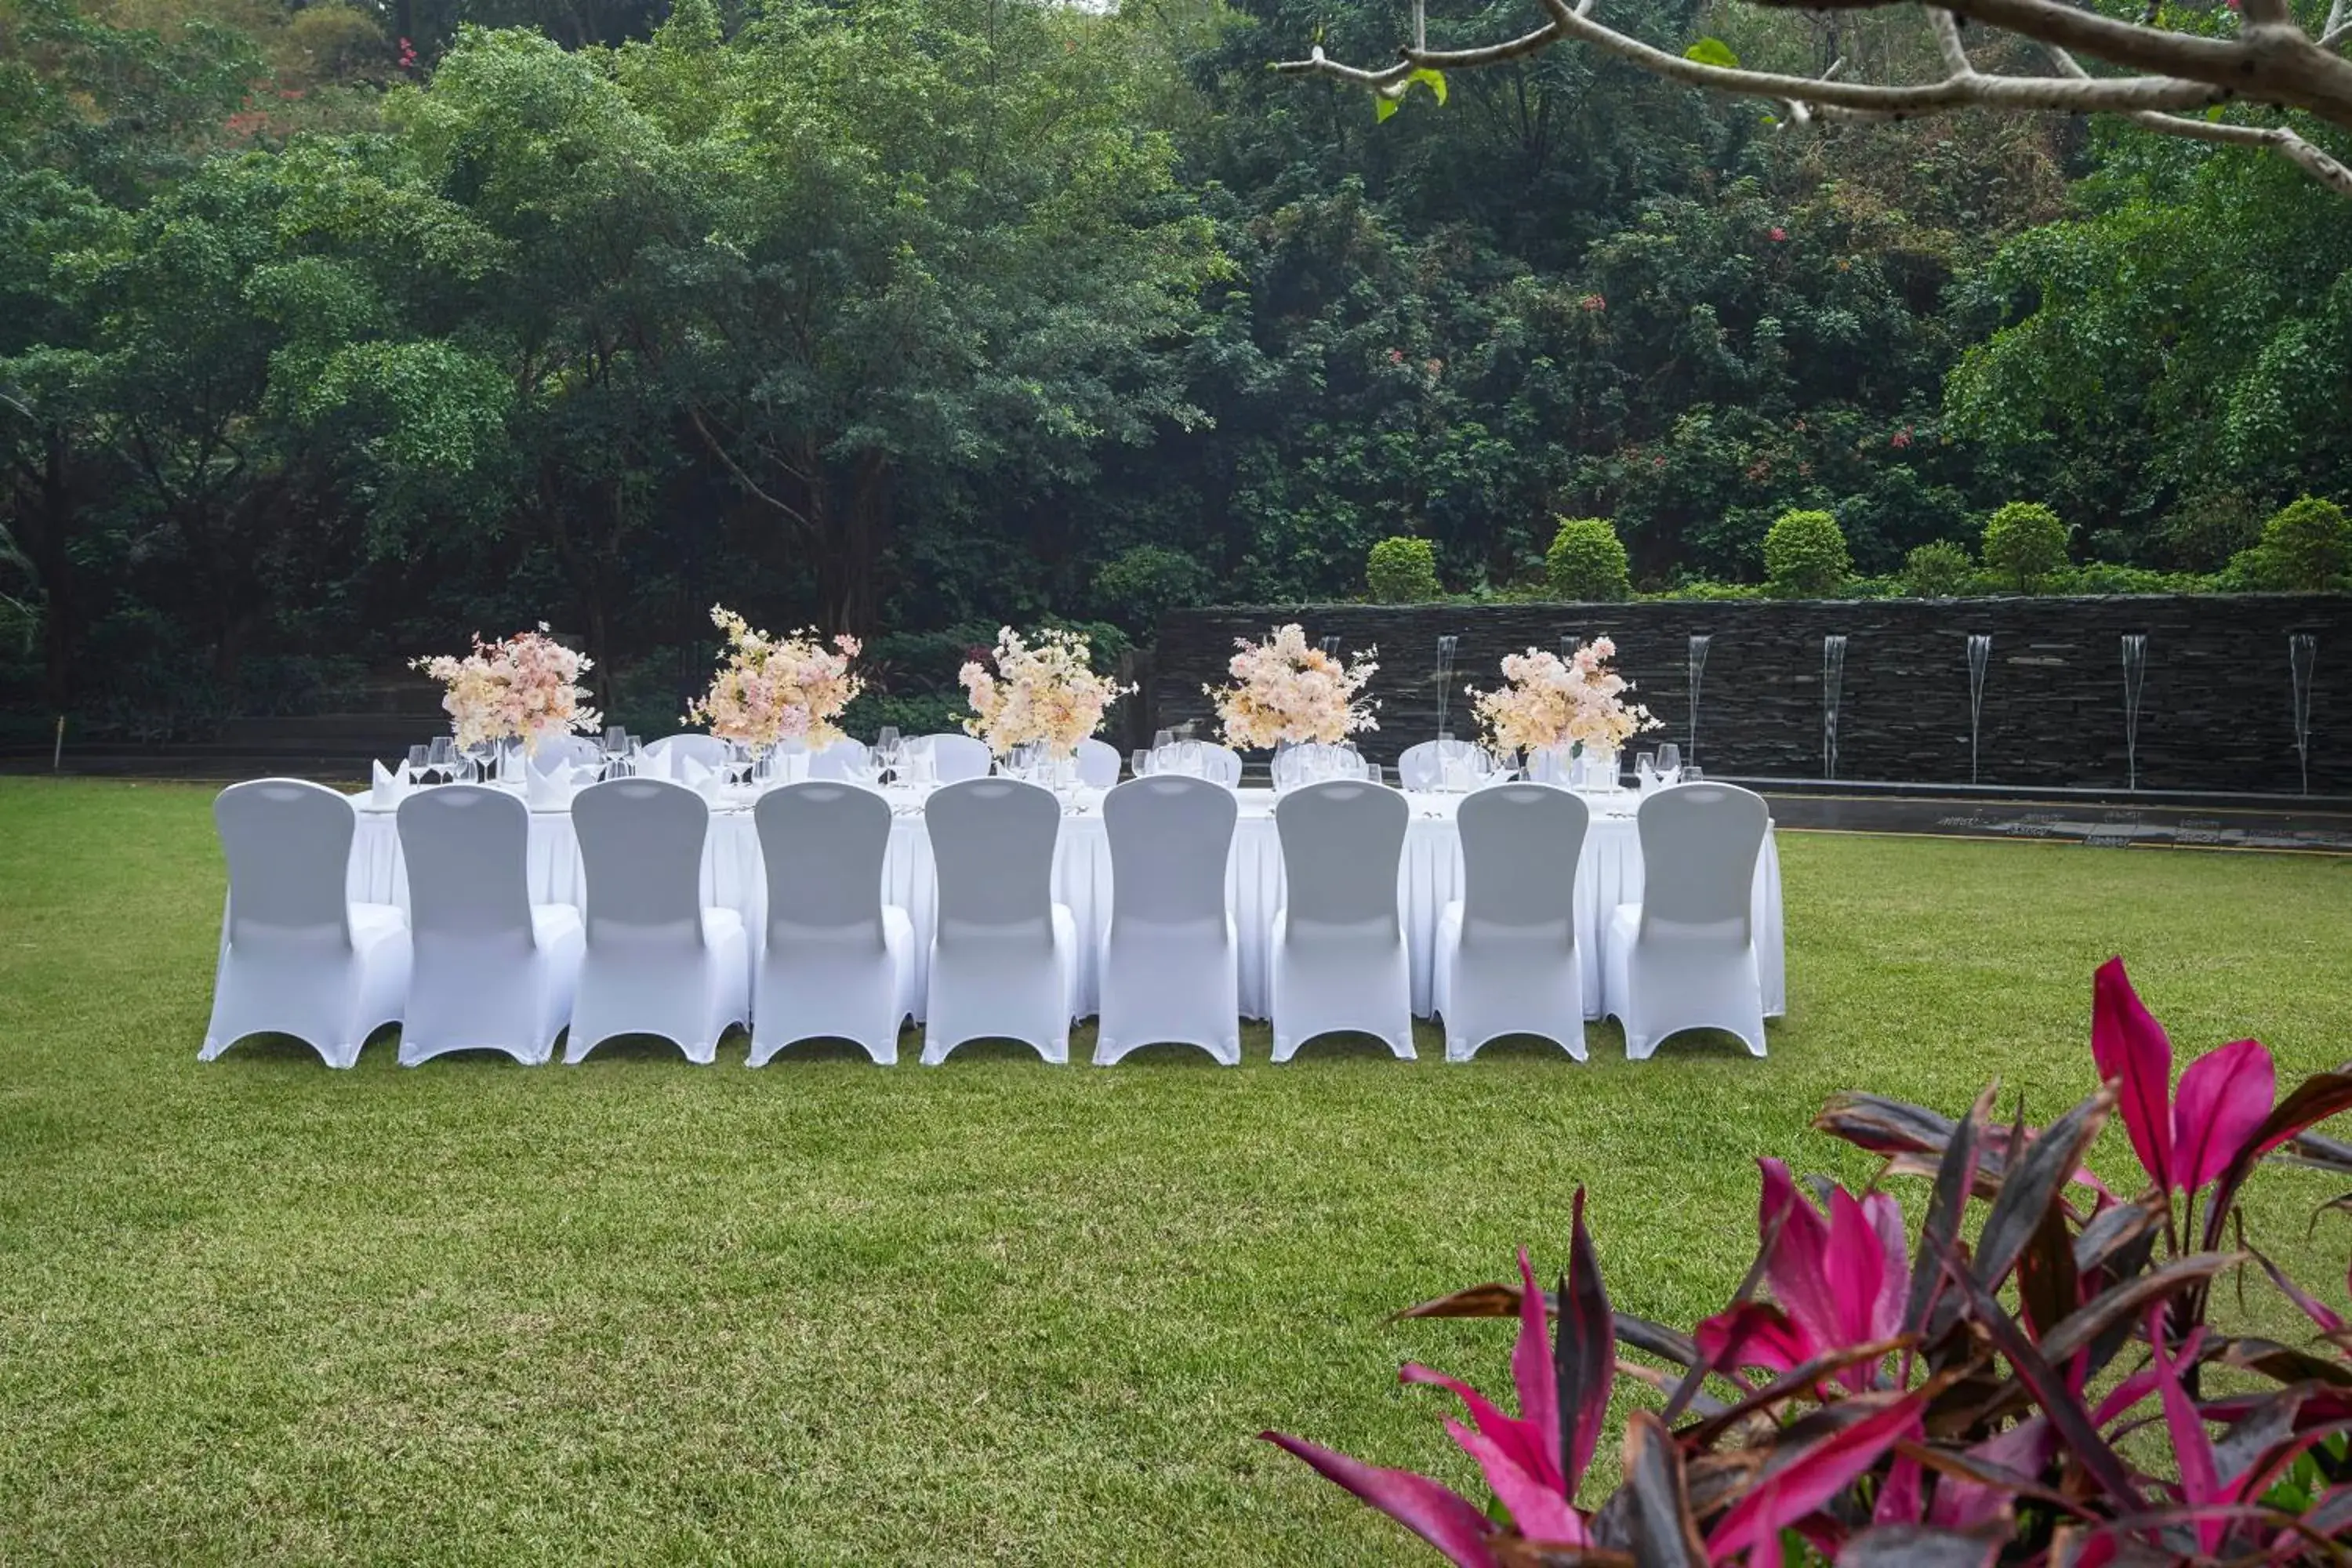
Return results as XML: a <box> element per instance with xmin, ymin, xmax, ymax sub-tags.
<box><xmin>1656</xmin><ymin>742</ymin><xmax>1682</xmax><ymax>783</ymax></box>
<box><xmin>426</xmin><ymin>737</ymin><xmax>456</xmax><ymax>785</ymax></box>
<box><xmin>406</xmin><ymin>744</ymin><xmax>430</xmax><ymax>783</ymax></box>
<box><xmin>874</xmin><ymin>727</ymin><xmax>902</xmax><ymax>785</ymax></box>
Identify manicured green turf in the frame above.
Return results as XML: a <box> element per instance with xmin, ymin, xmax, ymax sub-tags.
<box><xmin>2</xmin><ymin>778</ymin><xmax>2349</xmax><ymax>1563</ymax></box>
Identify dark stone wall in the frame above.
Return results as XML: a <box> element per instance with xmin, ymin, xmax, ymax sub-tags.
<box><xmin>1150</xmin><ymin>595</ymin><xmax>2352</xmax><ymax>795</ymax></box>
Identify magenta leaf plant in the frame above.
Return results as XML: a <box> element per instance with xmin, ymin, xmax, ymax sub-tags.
<box><xmin>1262</xmin><ymin>960</ymin><xmax>2352</xmax><ymax>1565</ymax></box>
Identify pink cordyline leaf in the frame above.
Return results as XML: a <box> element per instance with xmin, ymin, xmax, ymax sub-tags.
<box><xmin>2089</xmin><ymin>1327</ymin><xmax>2205</xmax><ymax>1428</ymax></box>
<box><xmin>1871</xmin><ymin>1454</ymin><xmax>1922</xmax><ymax>1526</ymax></box>
<box><xmin>1260</xmin><ymin>1432</ymin><xmax>1498</xmax><ymax>1568</ymax></box>
<box><xmin>2171</xmin><ymin>1037</ymin><xmax>2274</xmax><ymax>1192</ymax></box>
<box><xmin>1439</xmin><ymin>1417</ymin><xmax>1585</xmax><ymax>1544</ymax></box>
<box><xmin>2091</xmin><ymin>958</ymin><xmax>2174</xmax><ymax>1193</ymax></box>
<box><xmin>1399</xmin><ymin>1364</ymin><xmax>1555</xmax><ymax>1501</ymax></box>
<box><xmin>2144</xmin><ymin>1308</ymin><xmax>2224</xmax><ymax>1557</ymax></box>
<box><xmin>1510</xmin><ymin>1248</ymin><xmax>1565</xmax><ymax>1491</ymax></box>
<box><xmin>1705</xmin><ymin>1392</ymin><xmax>1927</xmax><ymax>1564</ymax></box>
<box><xmin>1926</xmin><ymin>1417</ymin><xmax>2056</xmax><ymax>1531</ymax></box>
<box><xmin>1693</xmin><ymin>1300</ymin><xmax>1815</xmax><ymax>1375</ymax></box>
<box><xmin>1760</xmin><ymin>1159</ymin><xmax>1844</xmax><ymax>1357</ymax></box>
<box><xmin>1559</xmin><ymin>1189</ymin><xmax>1614</xmax><ymax>1497</ymax></box>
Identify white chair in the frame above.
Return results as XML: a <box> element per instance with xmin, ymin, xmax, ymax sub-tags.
<box><xmin>644</xmin><ymin>733</ymin><xmax>731</xmax><ymax>771</ymax></box>
<box><xmin>1152</xmin><ymin>741</ymin><xmax>1243</xmax><ymax>788</ymax></box>
<box><xmin>1269</xmin><ymin>780</ymin><xmax>1413</xmax><ymax>1062</ymax></box>
<box><xmin>750</xmin><ymin>782</ymin><xmax>913</xmax><ymax>1065</ymax></box>
<box><xmin>1434</xmin><ymin>784</ymin><xmax>1588</xmax><ymax>1063</ymax></box>
<box><xmin>202</xmin><ymin>779</ymin><xmax>409</xmax><ymax>1069</ymax></box>
<box><xmin>394</xmin><ymin>785</ymin><xmax>583</xmax><ymax>1065</ymax></box>
<box><xmin>806</xmin><ymin>737</ymin><xmax>871</xmax><ymax>782</ymax></box>
<box><xmin>920</xmin><ymin>779</ymin><xmax>1077</xmax><ymax>1065</ymax></box>
<box><xmin>1096</xmin><ymin>775</ymin><xmax>1240</xmax><ymax>1065</ymax></box>
<box><xmin>1075</xmin><ymin>736</ymin><xmax>1122</xmax><ymax>789</ymax></box>
<box><xmin>917</xmin><ymin>732</ymin><xmax>993</xmax><ymax>784</ymax></box>
<box><xmin>1397</xmin><ymin>737</ymin><xmax>1483</xmax><ymax>791</ymax></box>
<box><xmin>530</xmin><ymin>735</ymin><xmax>602</xmax><ymax>772</ymax></box>
<box><xmin>1602</xmin><ymin>782</ymin><xmax>1770</xmax><ymax>1060</ymax></box>
<box><xmin>564</xmin><ymin>779</ymin><xmax>750</xmax><ymax>1064</ymax></box>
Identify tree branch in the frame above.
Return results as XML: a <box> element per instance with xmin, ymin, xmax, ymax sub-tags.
<box><xmin>1274</xmin><ymin>0</ymin><xmax>2352</xmax><ymax>196</ymax></box>
<box><xmin>2044</xmin><ymin>42</ymin><xmax>2352</xmax><ymax>196</ymax></box>
<box><xmin>686</xmin><ymin>401</ymin><xmax>815</xmax><ymax>532</ymax></box>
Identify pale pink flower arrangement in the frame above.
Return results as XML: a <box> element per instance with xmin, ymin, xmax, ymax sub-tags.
<box><xmin>412</xmin><ymin>623</ymin><xmax>598</xmax><ymax>754</ymax></box>
<box><xmin>686</xmin><ymin>604</ymin><xmax>863</xmax><ymax>750</ymax></box>
<box><xmin>1207</xmin><ymin>624</ymin><xmax>1379</xmax><ymax>750</ymax></box>
<box><xmin>1468</xmin><ymin>637</ymin><xmax>1656</xmax><ymax>756</ymax></box>
<box><xmin>960</xmin><ymin>626</ymin><xmax>1130</xmax><ymax>759</ymax></box>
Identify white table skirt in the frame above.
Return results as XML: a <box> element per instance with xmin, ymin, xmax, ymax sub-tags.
<box><xmin>350</xmin><ymin>788</ymin><xmax>1786</xmax><ymax>1026</ymax></box>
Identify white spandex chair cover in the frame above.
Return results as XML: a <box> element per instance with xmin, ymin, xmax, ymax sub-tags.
<box><xmin>1200</xmin><ymin>742</ymin><xmax>1243</xmax><ymax>788</ymax></box>
<box><xmin>806</xmin><ymin>738</ymin><xmax>870</xmax><ymax>781</ymax></box>
<box><xmin>1075</xmin><ymin>737</ymin><xmax>1122</xmax><ymax>789</ymax></box>
<box><xmin>203</xmin><ymin>779</ymin><xmax>409</xmax><ymax>1069</ymax></box>
<box><xmin>920</xmin><ymin>779</ymin><xmax>1076</xmax><ymax>1064</ymax></box>
<box><xmin>1434</xmin><ymin>784</ymin><xmax>1589</xmax><ymax>1062</ymax></box>
<box><xmin>917</xmin><ymin>733</ymin><xmax>993</xmax><ymax>785</ymax></box>
<box><xmin>394</xmin><ymin>785</ymin><xmax>583</xmax><ymax>1065</ymax></box>
<box><xmin>644</xmin><ymin>733</ymin><xmax>730</xmax><ymax>771</ymax></box>
<box><xmin>564</xmin><ymin>779</ymin><xmax>750</xmax><ymax>1064</ymax></box>
<box><xmin>1396</xmin><ymin>737</ymin><xmax>1483</xmax><ymax>791</ymax></box>
<box><xmin>530</xmin><ymin>735</ymin><xmax>602</xmax><ymax>772</ymax></box>
<box><xmin>1269</xmin><ymin>780</ymin><xmax>1413</xmax><ymax>1062</ymax></box>
<box><xmin>1602</xmin><ymin>782</ymin><xmax>1769</xmax><ymax>1060</ymax></box>
<box><xmin>750</xmin><ymin>782</ymin><xmax>913</xmax><ymax>1065</ymax></box>
<box><xmin>1096</xmin><ymin>776</ymin><xmax>1240</xmax><ymax>1065</ymax></box>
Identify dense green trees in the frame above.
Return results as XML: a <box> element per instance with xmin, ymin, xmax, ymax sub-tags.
<box><xmin>1</xmin><ymin>0</ymin><xmax>2346</xmax><ymax>740</ymax></box>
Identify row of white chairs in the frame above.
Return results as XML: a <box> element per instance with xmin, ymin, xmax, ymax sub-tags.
<box><xmin>201</xmin><ymin>775</ymin><xmax>1772</xmax><ymax>1069</ymax></box>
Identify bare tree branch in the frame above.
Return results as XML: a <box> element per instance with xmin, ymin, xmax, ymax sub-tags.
<box><xmin>1276</xmin><ymin>0</ymin><xmax>2352</xmax><ymax>195</ymax></box>
<box><xmin>2045</xmin><ymin>42</ymin><xmax>2352</xmax><ymax>195</ymax></box>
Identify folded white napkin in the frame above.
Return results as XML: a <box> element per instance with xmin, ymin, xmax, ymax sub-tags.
<box><xmin>681</xmin><ymin>757</ymin><xmax>726</xmax><ymax>801</ymax></box>
<box><xmin>527</xmin><ymin>761</ymin><xmax>582</xmax><ymax>810</ymax></box>
<box><xmin>369</xmin><ymin>759</ymin><xmax>410</xmax><ymax>808</ymax></box>
<box><xmin>634</xmin><ymin>747</ymin><xmax>671</xmax><ymax>783</ymax></box>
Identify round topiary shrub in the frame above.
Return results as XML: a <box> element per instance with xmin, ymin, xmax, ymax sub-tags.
<box><xmin>1366</xmin><ymin>536</ymin><xmax>1442</xmax><ymax>603</ymax></box>
<box><xmin>1762</xmin><ymin>509</ymin><xmax>1850</xmax><ymax>597</ymax></box>
<box><xmin>2259</xmin><ymin>495</ymin><xmax>2350</xmax><ymax>590</ymax></box>
<box><xmin>1983</xmin><ymin>501</ymin><xmax>2069</xmax><ymax>592</ymax></box>
<box><xmin>1544</xmin><ymin>517</ymin><xmax>1631</xmax><ymax>601</ymax></box>
<box><xmin>1904</xmin><ymin>539</ymin><xmax>1975</xmax><ymax>597</ymax></box>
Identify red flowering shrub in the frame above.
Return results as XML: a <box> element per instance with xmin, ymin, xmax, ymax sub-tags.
<box><xmin>1265</xmin><ymin>959</ymin><xmax>2352</xmax><ymax>1564</ymax></box>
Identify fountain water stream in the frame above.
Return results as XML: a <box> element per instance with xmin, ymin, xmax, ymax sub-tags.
<box><xmin>2121</xmin><ymin>634</ymin><xmax>2147</xmax><ymax>791</ymax></box>
<box><xmin>2291</xmin><ymin>633</ymin><xmax>2318</xmax><ymax>796</ymax></box>
<box><xmin>1821</xmin><ymin>635</ymin><xmax>1848</xmax><ymax>781</ymax></box>
<box><xmin>1434</xmin><ymin>633</ymin><xmax>1461</xmax><ymax>741</ymax></box>
<box><xmin>1966</xmin><ymin>634</ymin><xmax>1993</xmax><ymax>785</ymax></box>
<box><xmin>1687</xmin><ymin>634</ymin><xmax>1711</xmax><ymax>765</ymax></box>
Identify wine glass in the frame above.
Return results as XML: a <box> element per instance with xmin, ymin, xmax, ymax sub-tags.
<box><xmin>1682</xmin><ymin>766</ymin><xmax>1704</xmax><ymax>782</ymax></box>
<box><xmin>1657</xmin><ymin>742</ymin><xmax>1681</xmax><ymax>781</ymax></box>
<box><xmin>874</xmin><ymin>726</ymin><xmax>902</xmax><ymax>784</ymax></box>
<box><xmin>405</xmin><ymin>744</ymin><xmax>429</xmax><ymax>782</ymax></box>
<box><xmin>1152</xmin><ymin>729</ymin><xmax>1174</xmax><ymax>754</ymax></box>
<box><xmin>426</xmin><ymin>736</ymin><xmax>455</xmax><ymax>785</ymax></box>
<box><xmin>1634</xmin><ymin>750</ymin><xmax>1657</xmax><ymax>793</ymax></box>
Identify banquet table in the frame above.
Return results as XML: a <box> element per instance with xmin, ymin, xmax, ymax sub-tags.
<box><xmin>350</xmin><ymin>786</ymin><xmax>1785</xmax><ymax>1027</ymax></box>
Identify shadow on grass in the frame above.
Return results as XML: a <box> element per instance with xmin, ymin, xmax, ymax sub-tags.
<box><xmin>1095</xmin><ymin>1041</ymin><xmax>1235</xmax><ymax>1069</ymax></box>
<box><xmin>1278</xmin><ymin>1031</ymin><xmax>1417</xmax><ymax>1064</ymax></box>
<box><xmin>1456</xmin><ymin>1034</ymin><xmax>1588</xmax><ymax>1065</ymax></box>
<box><xmin>922</xmin><ymin>1037</ymin><xmax>1065</xmax><ymax>1065</ymax></box>
<box><xmin>747</xmin><ymin>1037</ymin><xmax>886</xmax><ymax>1066</ymax></box>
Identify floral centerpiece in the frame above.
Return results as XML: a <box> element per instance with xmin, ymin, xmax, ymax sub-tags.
<box><xmin>959</xmin><ymin>626</ymin><xmax>1129</xmax><ymax>760</ymax></box>
<box><xmin>1467</xmin><ymin>636</ymin><xmax>1653</xmax><ymax>759</ymax></box>
<box><xmin>412</xmin><ymin>623</ymin><xmax>598</xmax><ymax>755</ymax></box>
<box><xmin>1207</xmin><ymin>624</ymin><xmax>1379</xmax><ymax>750</ymax></box>
<box><xmin>686</xmin><ymin>604</ymin><xmax>863</xmax><ymax>751</ymax></box>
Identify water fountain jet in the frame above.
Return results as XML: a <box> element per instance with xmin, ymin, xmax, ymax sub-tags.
<box><xmin>1966</xmin><ymin>634</ymin><xmax>1993</xmax><ymax>785</ymax></box>
<box><xmin>1822</xmin><ymin>635</ymin><xmax>1848</xmax><ymax>781</ymax></box>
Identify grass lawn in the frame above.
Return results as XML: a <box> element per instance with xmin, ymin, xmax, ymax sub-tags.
<box><xmin>2</xmin><ymin>777</ymin><xmax>2350</xmax><ymax>1564</ymax></box>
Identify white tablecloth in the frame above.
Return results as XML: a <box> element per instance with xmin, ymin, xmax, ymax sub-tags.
<box><xmin>350</xmin><ymin>788</ymin><xmax>1785</xmax><ymax>1025</ymax></box>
